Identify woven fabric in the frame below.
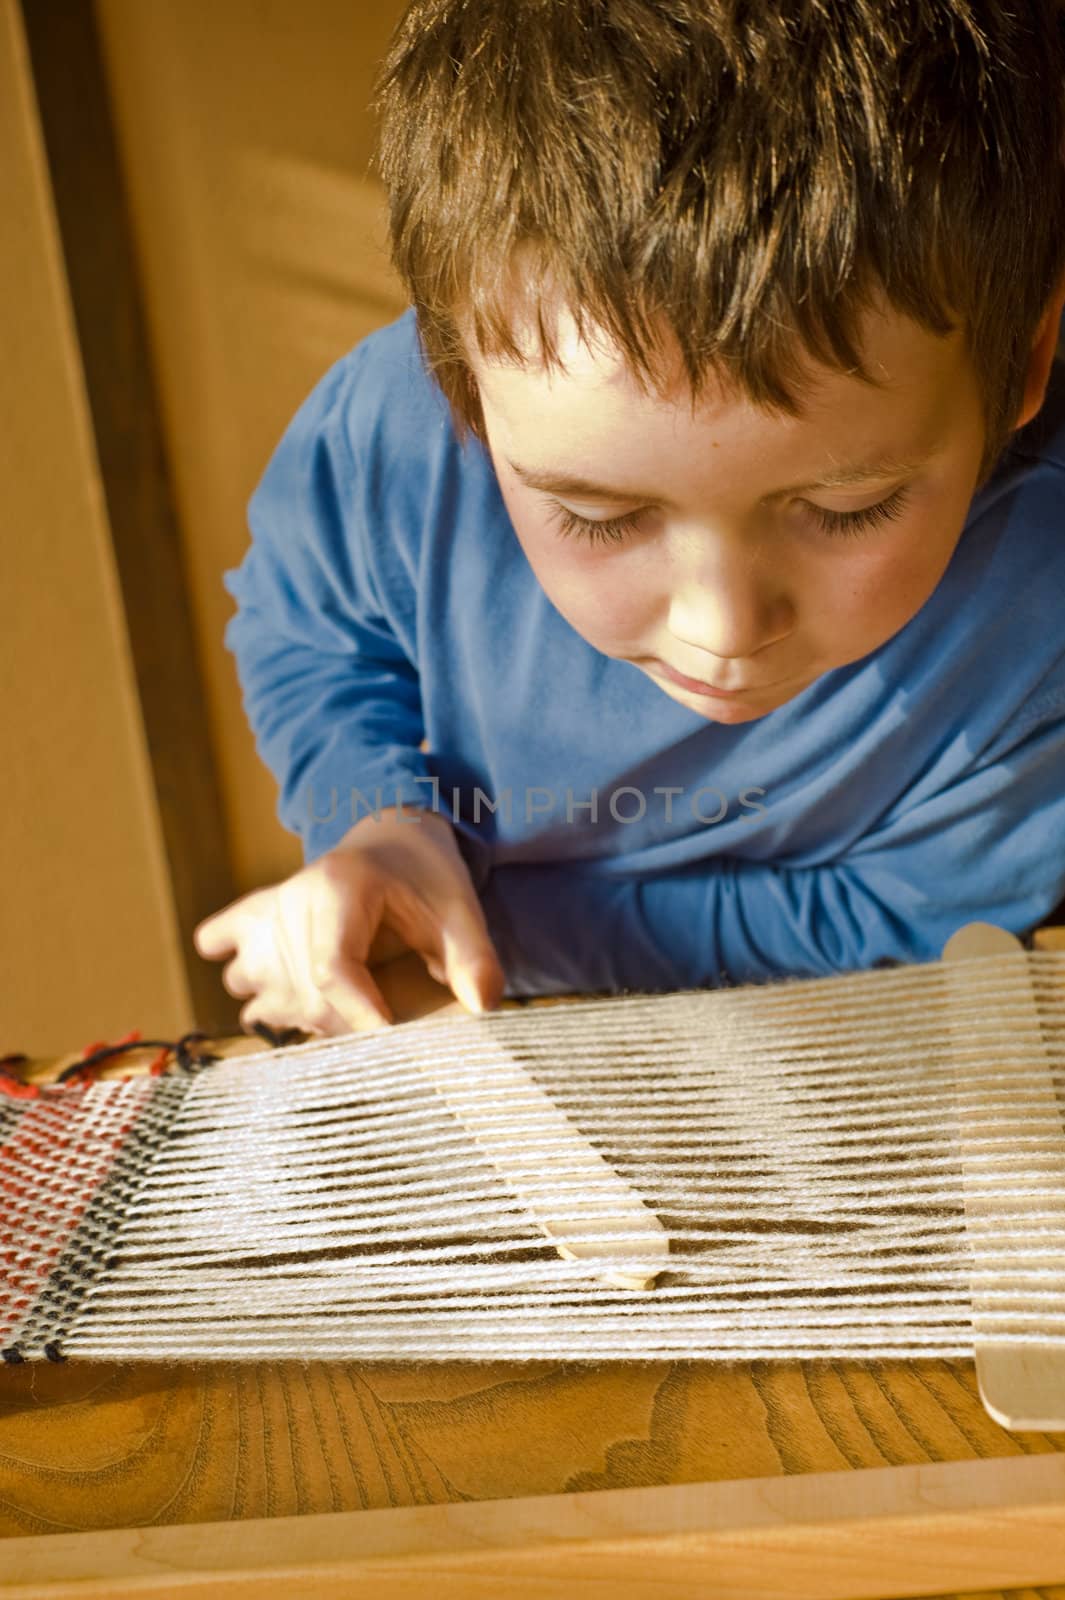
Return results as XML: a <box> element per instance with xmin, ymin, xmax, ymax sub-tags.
<box><xmin>1</xmin><ymin>1076</ymin><xmax>199</xmax><ymax>1361</ymax></box>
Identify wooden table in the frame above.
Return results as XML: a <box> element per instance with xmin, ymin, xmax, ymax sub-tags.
<box><xmin>4</xmin><ymin>942</ymin><xmax>1065</xmax><ymax>1598</ymax></box>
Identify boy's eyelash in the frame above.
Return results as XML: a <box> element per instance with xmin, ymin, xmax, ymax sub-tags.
<box><xmin>545</xmin><ymin>486</ymin><xmax>912</xmax><ymax>546</ymax></box>
<box><xmin>807</xmin><ymin>486</ymin><xmax>911</xmax><ymax>537</ymax></box>
<box><xmin>545</xmin><ymin>501</ymin><xmax>644</xmax><ymax>545</ymax></box>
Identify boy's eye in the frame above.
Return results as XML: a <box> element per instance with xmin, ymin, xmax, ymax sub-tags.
<box><xmin>544</xmin><ymin>485</ymin><xmax>912</xmax><ymax>547</ymax></box>
<box><xmin>545</xmin><ymin>500</ymin><xmax>645</xmax><ymax>546</ymax></box>
<box><xmin>806</xmin><ymin>486</ymin><xmax>911</xmax><ymax>538</ymax></box>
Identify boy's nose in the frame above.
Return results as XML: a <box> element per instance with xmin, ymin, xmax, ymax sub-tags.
<box><xmin>666</xmin><ymin>571</ymin><xmax>794</xmax><ymax>663</ymax></box>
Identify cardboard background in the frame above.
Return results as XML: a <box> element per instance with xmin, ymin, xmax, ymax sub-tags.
<box><xmin>1</xmin><ymin>0</ymin><xmax>190</xmax><ymax>1050</ymax></box>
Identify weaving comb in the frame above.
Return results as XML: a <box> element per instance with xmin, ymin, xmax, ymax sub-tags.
<box><xmin>945</xmin><ymin>921</ymin><xmax>1065</xmax><ymax>1430</ymax></box>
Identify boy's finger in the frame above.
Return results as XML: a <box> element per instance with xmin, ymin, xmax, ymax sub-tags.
<box><xmin>315</xmin><ymin>964</ymin><xmax>394</xmax><ymax>1032</ymax></box>
<box><xmin>302</xmin><ymin>898</ymin><xmax>393</xmax><ymax>1031</ymax></box>
<box><xmin>452</xmin><ymin>954</ymin><xmax>506</xmax><ymax>1015</ymax></box>
<box><xmin>240</xmin><ymin>988</ymin><xmax>308</xmax><ymax>1034</ymax></box>
<box><xmin>194</xmin><ymin>909</ymin><xmax>240</xmax><ymax>959</ymax></box>
<box><xmin>239</xmin><ymin>990</ymin><xmax>348</xmax><ymax>1040</ymax></box>
<box><xmin>239</xmin><ymin>995</ymin><xmax>273</xmax><ymax>1033</ymax></box>
<box><xmin>438</xmin><ymin>912</ymin><xmax>506</xmax><ymax>1014</ymax></box>
<box><xmin>222</xmin><ymin>958</ymin><xmax>258</xmax><ymax>999</ymax></box>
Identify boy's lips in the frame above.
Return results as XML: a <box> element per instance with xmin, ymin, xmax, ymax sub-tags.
<box><xmin>650</xmin><ymin>659</ymin><xmax>780</xmax><ymax>698</ymax></box>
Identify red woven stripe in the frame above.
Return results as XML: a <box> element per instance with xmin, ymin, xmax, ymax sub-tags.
<box><xmin>0</xmin><ymin>1080</ymin><xmax>155</xmax><ymax>1345</ymax></box>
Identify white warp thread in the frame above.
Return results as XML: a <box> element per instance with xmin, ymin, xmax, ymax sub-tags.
<box><xmin>38</xmin><ymin>950</ymin><xmax>1065</xmax><ymax>1361</ymax></box>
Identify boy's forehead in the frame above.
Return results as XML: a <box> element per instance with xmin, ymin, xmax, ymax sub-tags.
<box><xmin>466</xmin><ymin>297</ymin><xmax>973</xmax><ymax>450</ymax></box>
<box><xmin>466</xmin><ymin>300</ymin><xmax>701</xmax><ymax>398</ymax></box>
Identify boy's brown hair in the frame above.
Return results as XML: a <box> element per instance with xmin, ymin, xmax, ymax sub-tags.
<box><xmin>375</xmin><ymin>1</ymin><xmax>1065</xmax><ymax>481</ymax></box>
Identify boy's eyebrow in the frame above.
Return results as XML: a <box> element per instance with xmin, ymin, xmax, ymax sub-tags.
<box><xmin>779</xmin><ymin>453</ymin><xmax>933</xmax><ymax>493</ymax></box>
<box><xmin>507</xmin><ymin>460</ymin><xmax>675</xmax><ymax>502</ymax></box>
<box><xmin>506</xmin><ymin>452</ymin><xmax>930</xmax><ymax>503</ymax></box>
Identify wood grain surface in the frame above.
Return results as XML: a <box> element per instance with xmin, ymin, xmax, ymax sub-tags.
<box><xmin>3</xmin><ymin>1350</ymin><xmax>1065</xmax><ymax>1539</ymax></box>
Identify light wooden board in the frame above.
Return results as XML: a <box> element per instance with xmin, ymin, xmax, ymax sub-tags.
<box><xmin>3</xmin><ymin>1454</ymin><xmax>1065</xmax><ymax>1598</ymax></box>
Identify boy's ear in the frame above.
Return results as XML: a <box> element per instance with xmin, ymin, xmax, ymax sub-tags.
<box><xmin>1014</xmin><ymin>271</ymin><xmax>1065</xmax><ymax>430</ymax></box>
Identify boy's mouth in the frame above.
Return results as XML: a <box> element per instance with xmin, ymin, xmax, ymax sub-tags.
<box><xmin>649</xmin><ymin>659</ymin><xmax>779</xmax><ymax>699</ymax></box>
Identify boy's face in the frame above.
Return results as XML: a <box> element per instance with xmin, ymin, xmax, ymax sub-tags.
<box><xmin>468</xmin><ymin>300</ymin><xmax>989</xmax><ymax>723</ymax></box>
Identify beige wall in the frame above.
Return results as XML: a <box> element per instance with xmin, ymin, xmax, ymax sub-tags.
<box><xmin>0</xmin><ymin>0</ymin><xmax>191</xmax><ymax>1052</ymax></box>
<box><xmin>95</xmin><ymin>0</ymin><xmax>409</xmax><ymax>893</ymax></box>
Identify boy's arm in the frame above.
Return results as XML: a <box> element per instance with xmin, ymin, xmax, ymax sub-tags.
<box><xmin>209</xmin><ymin>356</ymin><xmax>506</xmax><ymax>1027</ymax></box>
<box><xmin>473</xmin><ymin>700</ymin><xmax>1065</xmax><ymax>993</ymax></box>
<box><xmin>225</xmin><ymin>356</ymin><xmax>434</xmax><ymax>861</ymax></box>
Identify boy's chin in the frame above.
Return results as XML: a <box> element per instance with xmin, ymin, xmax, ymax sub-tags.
<box><xmin>664</xmin><ymin>689</ymin><xmax>780</xmax><ymax>724</ymax></box>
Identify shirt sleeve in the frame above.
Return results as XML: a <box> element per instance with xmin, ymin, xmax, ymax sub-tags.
<box><xmin>224</xmin><ymin>354</ymin><xmax>434</xmax><ymax>861</ymax></box>
<box><xmin>472</xmin><ymin>691</ymin><xmax>1065</xmax><ymax>995</ymax></box>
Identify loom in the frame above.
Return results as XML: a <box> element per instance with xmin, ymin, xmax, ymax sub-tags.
<box><xmin>3</xmin><ymin>923</ymin><xmax>1064</xmax><ymax>1434</ymax></box>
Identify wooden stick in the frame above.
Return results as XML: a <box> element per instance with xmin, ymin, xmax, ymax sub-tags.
<box><xmin>422</xmin><ymin>1025</ymin><xmax>670</xmax><ymax>1291</ymax></box>
<box><xmin>943</xmin><ymin>921</ymin><xmax>1065</xmax><ymax>1429</ymax></box>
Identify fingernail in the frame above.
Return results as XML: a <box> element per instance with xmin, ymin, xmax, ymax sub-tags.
<box><xmin>454</xmin><ymin>973</ymin><xmax>485</xmax><ymax>1014</ymax></box>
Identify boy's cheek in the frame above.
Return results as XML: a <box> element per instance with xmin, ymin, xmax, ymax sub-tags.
<box><xmin>531</xmin><ymin>550</ymin><xmax>656</xmax><ymax>651</ymax></box>
<box><xmin>828</xmin><ymin>528</ymin><xmax>966</xmax><ymax>659</ymax></box>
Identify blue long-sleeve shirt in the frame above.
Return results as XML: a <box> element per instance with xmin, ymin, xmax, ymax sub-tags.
<box><xmin>224</xmin><ymin>310</ymin><xmax>1065</xmax><ymax>995</ymax></box>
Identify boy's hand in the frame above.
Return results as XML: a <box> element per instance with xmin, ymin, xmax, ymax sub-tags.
<box><xmin>193</xmin><ymin>808</ymin><xmax>505</xmax><ymax>1034</ymax></box>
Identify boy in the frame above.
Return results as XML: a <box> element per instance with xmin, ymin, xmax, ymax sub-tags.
<box><xmin>195</xmin><ymin>0</ymin><xmax>1065</xmax><ymax>1036</ymax></box>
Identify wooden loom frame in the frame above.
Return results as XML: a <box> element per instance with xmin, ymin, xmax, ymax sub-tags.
<box><xmin>3</xmin><ymin>927</ymin><xmax>1065</xmax><ymax>1600</ymax></box>
<box><xmin>4</xmin><ymin>1453</ymin><xmax>1065</xmax><ymax>1598</ymax></box>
